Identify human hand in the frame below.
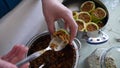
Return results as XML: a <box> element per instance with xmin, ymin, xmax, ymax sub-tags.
<box><xmin>0</xmin><ymin>45</ymin><xmax>29</xmax><ymax>68</ymax></box>
<box><xmin>42</xmin><ymin>0</ymin><xmax>78</xmax><ymax>44</ymax></box>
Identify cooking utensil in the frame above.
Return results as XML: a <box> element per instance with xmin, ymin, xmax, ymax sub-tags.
<box><xmin>26</xmin><ymin>32</ymin><xmax>81</xmax><ymax>68</ymax></box>
<box><xmin>16</xmin><ymin>37</ymin><xmax>68</xmax><ymax>67</ymax></box>
<box><xmin>58</xmin><ymin>0</ymin><xmax>109</xmax><ymax>44</ymax></box>
<box><xmin>39</xmin><ymin>64</ymin><xmax>45</xmax><ymax>68</ymax></box>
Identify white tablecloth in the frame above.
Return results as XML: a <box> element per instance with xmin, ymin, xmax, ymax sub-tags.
<box><xmin>0</xmin><ymin>0</ymin><xmax>48</xmax><ymax>55</ymax></box>
<box><xmin>0</xmin><ymin>0</ymin><xmax>120</xmax><ymax>68</ymax></box>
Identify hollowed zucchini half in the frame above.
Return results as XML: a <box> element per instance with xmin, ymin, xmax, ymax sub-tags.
<box><xmin>91</xmin><ymin>7</ymin><xmax>107</xmax><ymax>22</ymax></box>
<box><xmin>53</xmin><ymin>29</ymin><xmax>70</xmax><ymax>44</ymax></box>
<box><xmin>80</xmin><ymin>1</ymin><xmax>95</xmax><ymax>13</ymax></box>
<box><xmin>75</xmin><ymin>19</ymin><xmax>86</xmax><ymax>31</ymax></box>
<box><xmin>73</xmin><ymin>11</ymin><xmax>79</xmax><ymax>20</ymax></box>
<box><xmin>77</xmin><ymin>12</ymin><xmax>91</xmax><ymax>23</ymax></box>
<box><xmin>85</xmin><ymin>22</ymin><xmax>99</xmax><ymax>32</ymax></box>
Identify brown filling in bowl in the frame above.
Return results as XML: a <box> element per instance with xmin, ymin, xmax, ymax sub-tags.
<box><xmin>92</xmin><ymin>7</ymin><xmax>106</xmax><ymax>19</ymax></box>
<box><xmin>78</xmin><ymin>12</ymin><xmax>91</xmax><ymax>23</ymax></box>
<box><xmin>81</xmin><ymin>1</ymin><xmax>95</xmax><ymax>12</ymax></box>
<box><xmin>76</xmin><ymin>20</ymin><xmax>85</xmax><ymax>31</ymax></box>
<box><xmin>77</xmin><ymin>21</ymin><xmax>84</xmax><ymax>31</ymax></box>
<box><xmin>27</xmin><ymin>33</ymin><xmax>76</xmax><ymax>68</ymax></box>
<box><xmin>86</xmin><ymin>24</ymin><xmax>98</xmax><ymax>31</ymax></box>
<box><xmin>97</xmin><ymin>21</ymin><xmax>104</xmax><ymax>29</ymax></box>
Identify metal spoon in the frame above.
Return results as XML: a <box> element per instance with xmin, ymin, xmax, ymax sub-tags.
<box><xmin>39</xmin><ymin>64</ymin><xmax>45</xmax><ymax>68</ymax></box>
<box><xmin>16</xmin><ymin>37</ymin><xmax>67</xmax><ymax>67</ymax></box>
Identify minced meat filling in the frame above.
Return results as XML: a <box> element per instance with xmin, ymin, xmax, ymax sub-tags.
<box><xmin>76</xmin><ymin>21</ymin><xmax>84</xmax><ymax>31</ymax></box>
<box><xmin>27</xmin><ymin>34</ymin><xmax>76</xmax><ymax>68</ymax></box>
<box><xmin>87</xmin><ymin>24</ymin><xmax>97</xmax><ymax>31</ymax></box>
<box><xmin>93</xmin><ymin>8</ymin><xmax>105</xmax><ymax>19</ymax></box>
<box><xmin>78</xmin><ymin>13</ymin><xmax>91</xmax><ymax>23</ymax></box>
<box><xmin>81</xmin><ymin>2</ymin><xmax>94</xmax><ymax>12</ymax></box>
<box><xmin>53</xmin><ymin>30</ymin><xmax>70</xmax><ymax>44</ymax></box>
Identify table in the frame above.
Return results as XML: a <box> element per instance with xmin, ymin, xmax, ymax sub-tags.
<box><xmin>0</xmin><ymin>0</ymin><xmax>120</xmax><ymax>68</ymax></box>
<box><xmin>77</xmin><ymin>0</ymin><xmax>120</xmax><ymax>68</ymax></box>
<box><xmin>0</xmin><ymin>0</ymin><xmax>48</xmax><ymax>55</ymax></box>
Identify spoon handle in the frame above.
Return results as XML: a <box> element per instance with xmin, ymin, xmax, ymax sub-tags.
<box><xmin>16</xmin><ymin>50</ymin><xmax>44</xmax><ymax>67</ymax></box>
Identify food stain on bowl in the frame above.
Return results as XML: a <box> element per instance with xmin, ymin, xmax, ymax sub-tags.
<box><xmin>27</xmin><ymin>33</ymin><xmax>77</xmax><ymax>68</ymax></box>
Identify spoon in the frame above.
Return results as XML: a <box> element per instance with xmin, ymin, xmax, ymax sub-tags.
<box><xmin>16</xmin><ymin>37</ymin><xmax>68</xmax><ymax>67</ymax></box>
<box><xmin>39</xmin><ymin>64</ymin><xmax>45</xmax><ymax>68</ymax></box>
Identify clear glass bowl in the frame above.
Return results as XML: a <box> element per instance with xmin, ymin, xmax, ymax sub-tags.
<box><xmin>100</xmin><ymin>46</ymin><xmax>120</xmax><ymax>68</ymax></box>
<box><xmin>86</xmin><ymin>46</ymin><xmax>120</xmax><ymax>68</ymax></box>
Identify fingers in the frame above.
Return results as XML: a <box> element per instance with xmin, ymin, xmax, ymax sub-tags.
<box><xmin>45</xmin><ymin>17</ymin><xmax>55</xmax><ymax>34</ymax></box>
<box><xmin>64</xmin><ymin>21</ymin><xmax>69</xmax><ymax>30</ymax></box>
<box><xmin>15</xmin><ymin>45</ymin><xmax>28</xmax><ymax>59</ymax></box>
<box><xmin>2</xmin><ymin>45</ymin><xmax>28</xmax><ymax>63</ymax></box>
<box><xmin>11</xmin><ymin>45</ymin><xmax>28</xmax><ymax>64</ymax></box>
<box><xmin>62</xmin><ymin>10</ymin><xmax>78</xmax><ymax>44</ymax></box>
<box><xmin>1</xmin><ymin>45</ymin><xmax>29</xmax><ymax>68</ymax></box>
<box><xmin>1</xmin><ymin>45</ymin><xmax>20</xmax><ymax>62</ymax></box>
<box><xmin>20</xmin><ymin>63</ymin><xmax>30</xmax><ymax>68</ymax></box>
<box><xmin>68</xmin><ymin>19</ymin><xmax>78</xmax><ymax>44</ymax></box>
<box><xmin>42</xmin><ymin>0</ymin><xmax>78</xmax><ymax>44</ymax></box>
<box><xmin>0</xmin><ymin>59</ymin><xmax>17</xmax><ymax>68</ymax></box>
<box><xmin>0</xmin><ymin>59</ymin><xmax>29</xmax><ymax>68</ymax></box>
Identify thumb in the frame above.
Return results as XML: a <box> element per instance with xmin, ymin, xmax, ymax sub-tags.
<box><xmin>0</xmin><ymin>59</ymin><xmax>17</xmax><ymax>68</ymax></box>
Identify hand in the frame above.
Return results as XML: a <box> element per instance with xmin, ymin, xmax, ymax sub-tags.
<box><xmin>0</xmin><ymin>45</ymin><xmax>29</xmax><ymax>68</ymax></box>
<box><xmin>42</xmin><ymin>0</ymin><xmax>78</xmax><ymax>44</ymax></box>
